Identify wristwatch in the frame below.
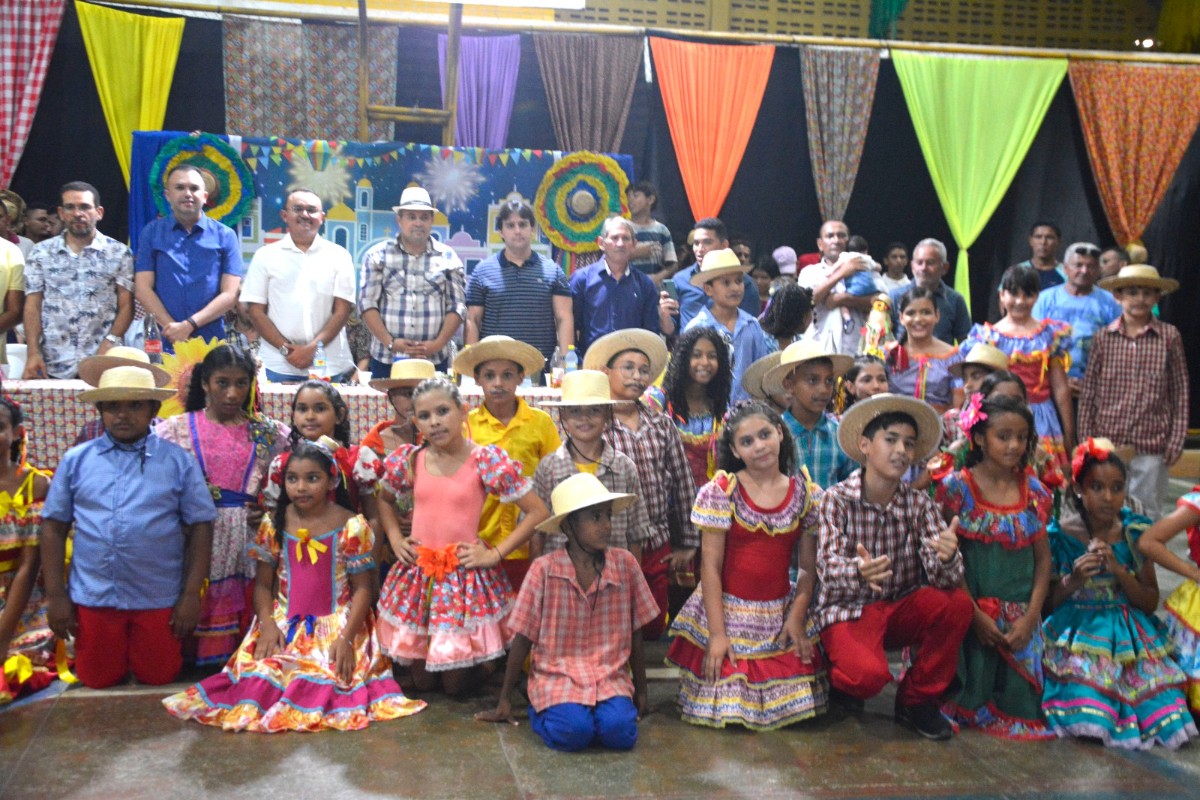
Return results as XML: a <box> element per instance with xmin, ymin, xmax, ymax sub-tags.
<box><xmin>279</xmin><ymin>343</ymin><xmax>292</xmax><ymax>357</ymax></box>
<box><xmin>103</xmin><ymin>334</ymin><xmax>122</xmax><ymax>346</ymax></box>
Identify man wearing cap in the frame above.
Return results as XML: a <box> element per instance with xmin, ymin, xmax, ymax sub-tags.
<box><xmin>24</xmin><ymin>181</ymin><xmax>132</xmax><ymax>379</ymax></box>
<box><xmin>358</xmin><ymin>186</ymin><xmax>465</xmax><ymax>377</ymax></box>
<box><xmin>241</xmin><ymin>188</ymin><xmax>356</xmax><ymax>383</ymax></box>
<box><xmin>134</xmin><ymin>165</ymin><xmax>244</xmax><ymax>352</ymax></box>
<box><xmin>1032</xmin><ymin>242</ymin><xmax>1121</xmax><ymax>396</ymax></box>
<box><xmin>570</xmin><ymin>217</ymin><xmax>663</xmax><ymax>358</ymax></box>
<box><xmin>887</xmin><ymin>239</ymin><xmax>972</xmax><ymax>345</ymax></box>
<box><xmin>1080</xmin><ymin>265</ymin><xmax>1188</xmax><ymax>519</ymax></box>
<box><xmin>772</xmin><ymin>246</ymin><xmax>798</xmax><ymax>280</ymax></box>
<box><xmin>798</xmin><ymin>220</ymin><xmax>876</xmax><ymax>354</ymax></box>
<box><xmin>40</xmin><ymin>366</ymin><xmax>216</xmax><ymax>689</ymax></box>
<box><xmin>669</xmin><ymin>218</ymin><xmax>760</xmax><ymax>331</ymax></box>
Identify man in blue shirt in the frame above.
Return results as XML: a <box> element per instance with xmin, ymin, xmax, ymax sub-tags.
<box><xmin>888</xmin><ymin>239</ymin><xmax>972</xmax><ymax>345</ymax></box>
<box><xmin>670</xmin><ymin>217</ymin><xmax>760</xmax><ymax>331</ymax></box>
<box><xmin>570</xmin><ymin>216</ymin><xmax>666</xmax><ymax>358</ymax></box>
<box><xmin>134</xmin><ymin>165</ymin><xmax>244</xmax><ymax>352</ymax></box>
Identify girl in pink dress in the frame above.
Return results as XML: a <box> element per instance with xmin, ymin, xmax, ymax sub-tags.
<box><xmin>375</xmin><ymin>377</ymin><xmax>550</xmax><ymax>696</ymax></box>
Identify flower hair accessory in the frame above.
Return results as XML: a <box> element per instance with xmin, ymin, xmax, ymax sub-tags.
<box><xmin>958</xmin><ymin>393</ymin><xmax>987</xmax><ymax>436</ymax></box>
<box><xmin>721</xmin><ymin>398</ymin><xmax>757</xmax><ymax>426</ymax></box>
<box><xmin>1070</xmin><ymin>437</ymin><xmax>1112</xmax><ymax>484</ymax></box>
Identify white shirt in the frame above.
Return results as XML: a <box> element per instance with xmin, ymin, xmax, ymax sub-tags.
<box><xmin>240</xmin><ymin>233</ymin><xmax>356</xmax><ymax>376</ymax></box>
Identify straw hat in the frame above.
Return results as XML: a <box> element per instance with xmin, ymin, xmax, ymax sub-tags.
<box><xmin>391</xmin><ymin>186</ymin><xmax>437</xmax><ymax>213</ymax></box>
<box><xmin>78</xmin><ymin>365</ymin><xmax>176</xmax><ymax>403</ymax></box>
<box><xmin>762</xmin><ymin>339</ymin><xmax>853</xmax><ymax>397</ymax></box>
<box><xmin>368</xmin><ymin>359</ymin><xmax>436</xmax><ymax>392</ymax></box>
<box><xmin>742</xmin><ymin>352</ymin><xmax>782</xmax><ymax>402</ymax></box>
<box><xmin>77</xmin><ymin>346</ymin><xmax>171</xmax><ymax>387</ymax></box>
<box><xmin>582</xmin><ymin>329</ymin><xmax>668</xmax><ymax>382</ymax></box>
<box><xmin>837</xmin><ymin>393</ymin><xmax>942</xmax><ymax>464</ymax></box>
<box><xmin>535</xmin><ymin>472</ymin><xmax>636</xmax><ymax>535</ymax></box>
<box><xmin>453</xmin><ymin>336</ymin><xmax>545</xmax><ymax>379</ymax></box>
<box><xmin>949</xmin><ymin>342</ymin><xmax>1009</xmax><ymax>378</ymax></box>
<box><xmin>1098</xmin><ymin>264</ymin><xmax>1178</xmax><ymax>294</ymax></box>
<box><xmin>542</xmin><ymin>370</ymin><xmax>614</xmax><ymax>406</ymax></box>
<box><xmin>689</xmin><ymin>247</ymin><xmax>751</xmax><ymax>288</ymax></box>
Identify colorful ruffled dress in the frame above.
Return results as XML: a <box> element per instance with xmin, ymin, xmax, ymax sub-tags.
<box><xmin>1164</xmin><ymin>488</ymin><xmax>1200</xmax><ymax>713</ymax></box>
<box><xmin>666</xmin><ymin>471</ymin><xmax>827</xmax><ymax>730</ymax></box>
<box><xmin>1042</xmin><ymin>512</ymin><xmax>1196</xmax><ymax>749</ymax></box>
<box><xmin>937</xmin><ymin>469</ymin><xmax>1053</xmax><ymax>739</ymax></box>
<box><xmin>0</xmin><ymin>468</ymin><xmax>57</xmax><ymax>704</ymax></box>
<box><xmin>645</xmin><ymin>386</ymin><xmax>719</xmax><ymax>490</ymax></box>
<box><xmin>264</xmin><ymin>443</ymin><xmax>384</xmax><ymax>515</ymax></box>
<box><xmin>375</xmin><ymin>444</ymin><xmax>529</xmax><ymax>671</ymax></box>
<box><xmin>163</xmin><ymin>515</ymin><xmax>425</xmax><ymax>732</ymax></box>
<box><xmin>962</xmin><ymin>320</ymin><xmax>1072</xmax><ymax>468</ymax></box>
<box><xmin>885</xmin><ymin>346</ymin><xmax>963</xmax><ymax>410</ymax></box>
<box><xmin>156</xmin><ymin>412</ymin><xmax>289</xmax><ymax>665</ymax></box>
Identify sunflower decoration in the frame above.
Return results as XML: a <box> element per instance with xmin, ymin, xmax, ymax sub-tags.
<box><xmin>534</xmin><ymin>151</ymin><xmax>630</xmax><ymax>253</ymax></box>
<box><xmin>159</xmin><ymin>336</ymin><xmax>225</xmax><ymax>418</ymax></box>
<box><xmin>149</xmin><ymin>133</ymin><xmax>255</xmax><ymax>228</ymax></box>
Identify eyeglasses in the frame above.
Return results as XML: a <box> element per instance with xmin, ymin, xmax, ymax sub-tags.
<box><xmin>613</xmin><ymin>362</ymin><xmax>653</xmax><ymax>379</ymax></box>
<box><xmin>288</xmin><ymin>205</ymin><xmax>322</xmax><ymax>216</ymax></box>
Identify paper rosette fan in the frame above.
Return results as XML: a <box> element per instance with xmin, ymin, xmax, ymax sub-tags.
<box><xmin>534</xmin><ymin>152</ymin><xmax>630</xmax><ymax>253</ymax></box>
<box><xmin>150</xmin><ymin>133</ymin><xmax>255</xmax><ymax>228</ymax></box>
<box><xmin>159</xmin><ymin>337</ymin><xmax>225</xmax><ymax>418</ymax></box>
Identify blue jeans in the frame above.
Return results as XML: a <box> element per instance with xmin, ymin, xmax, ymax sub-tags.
<box><xmin>369</xmin><ymin>357</ymin><xmax>448</xmax><ymax>379</ymax></box>
<box><xmin>265</xmin><ymin>366</ymin><xmax>357</xmax><ymax>384</ymax></box>
<box><xmin>528</xmin><ymin>697</ymin><xmax>638</xmax><ymax>752</ymax></box>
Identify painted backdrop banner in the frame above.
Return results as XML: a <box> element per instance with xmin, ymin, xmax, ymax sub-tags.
<box><xmin>129</xmin><ymin>131</ymin><xmax>633</xmax><ymax>273</ymax></box>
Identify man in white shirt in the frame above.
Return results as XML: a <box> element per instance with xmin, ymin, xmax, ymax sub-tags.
<box><xmin>241</xmin><ymin>189</ymin><xmax>356</xmax><ymax>382</ymax></box>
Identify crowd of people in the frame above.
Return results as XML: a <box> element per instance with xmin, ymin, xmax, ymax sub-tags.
<box><xmin>0</xmin><ymin>168</ymin><xmax>1197</xmax><ymax>758</ymax></box>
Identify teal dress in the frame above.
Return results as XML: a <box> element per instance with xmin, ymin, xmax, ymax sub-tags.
<box><xmin>1041</xmin><ymin>511</ymin><xmax>1197</xmax><ymax>750</ymax></box>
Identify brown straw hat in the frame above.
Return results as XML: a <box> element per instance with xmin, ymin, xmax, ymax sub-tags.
<box><xmin>453</xmin><ymin>336</ymin><xmax>545</xmax><ymax>379</ymax></box>
<box><xmin>1097</xmin><ymin>264</ymin><xmax>1178</xmax><ymax>295</ymax></box>
<box><xmin>689</xmin><ymin>247</ymin><xmax>751</xmax><ymax>288</ymax></box>
<box><xmin>582</xmin><ymin>329</ymin><xmax>668</xmax><ymax>382</ymax></box>
<box><xmin>949</xmin><ymin>343</ymin><xmax>1009</xmax><ymax>378</ymax></box>
<box><xmin>762</xmin><ymin>340</ymin><xmax>853</xmax><ymax>397</ymax></box>
<box><xmin>77</xmin><ymin>346</ymin><xmax>171</xmax><ymax>387</ymax></box>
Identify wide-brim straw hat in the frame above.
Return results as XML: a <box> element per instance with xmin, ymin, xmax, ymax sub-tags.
<box><xmin>542</xmin><ymin>370</ymin><xmax>614</xmax><ymax>406</ymax></box>
<box><xmin>689</xmin><ymin>247</ymin><xmax>752</xmax><ymax>288</ymax></box>
<box><xmin>453</xmin><ymin>336</ymin><xmax>545</xmax><ymax>379</ymax></box>
<box><xmin>77</xmin><ymin>346</ymin><xmax>171</xmax><ymax>387</ymax></box>
<box><xmin>837</xmin><ymin>393</ymin><xmax>942</xmax><ymax>464</ymax></box>
<box><xmin>78</xmin><ymin>365</ymin><xmax>176</xmax><ymax>403</ymax></box>
<box><xmin>369</xmin><ymin>359</ymin><xmax>436</xmax><ymax>391</ymax></box>
<box><xmin>742</xmin><ymin>352</ymin><xmax>782</xmax><ymax>402</ymax></box>
<box><xmin>949</xmin><ymin>342</ymin><xmax>1009</xmax><ymax>377</ymax></box>
<box><xmin>535</xmin><ymin>472</ymin><xmax>636</xmax><ymax>535</ymax></box>
<box><xmin>582</xmin><ymin>329</ymin><xmax>668</xmax><ymax>382</ymax></box>
<box><xmin>391</xmin><ymin>186</ymin><xmax>437</xmax><ymax>213</ymax></box>
<box><xmin>762</xmin><ymin>339</ymin><xmax>853</xmax><ymax>397</ymax></box>
<box><xmin>1098</xmin><ymin>264</ymin><xmax>1178</xmax><ymax>294</ymax></box>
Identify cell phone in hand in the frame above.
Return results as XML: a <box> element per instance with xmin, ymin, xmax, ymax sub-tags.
<box><xmin>662</xmin><ymin>280</ymin><xmax>678</xmax><ymax>300</ymax></box>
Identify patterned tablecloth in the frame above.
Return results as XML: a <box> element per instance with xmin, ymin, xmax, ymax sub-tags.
<box><xmin>7</xmin><ymin>380</ymin><xmax>561</xmax><ymax>470</ymax></box>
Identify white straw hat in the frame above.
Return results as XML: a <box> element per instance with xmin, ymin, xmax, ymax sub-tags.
<box><xmin>535</xmin><ymin>472</ymin><xmax>636</xmax><ymax>535</ymax></box>
<box><xmin>368</xmin><ymin>359</ymin><xmax>436</xmax><ymax>392</ymax></box>
<box><xmin>453</xmin><ymin>335</ymin><xmax>545</xmax><ymax>379</ymax></box>
<box><xmin>77</xmin><ymin>346</ymin><xmax>170</xmax><ymax>387</ymax></box>
<box><xmin>837</xmin><ymin>393</ymin><xmax>942</xmax><ymax>464</ymax></box>
<box><xmin>78</xmin><ymin>365</ymin><xmax>176</xmax><ymax>403</ymax></box>
<box><xmin>542</xmin><ymin>370</ymin><xmax>614</xmax><ymax>406</ymax></box>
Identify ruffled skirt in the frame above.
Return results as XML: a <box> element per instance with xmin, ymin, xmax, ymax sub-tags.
<box><xmin>192</xmin><ymin>506</ymin><xmax>257</xmax><ymax>666</ymax></box>
<box><xmin>0</xmin><ymin>578</ymin><xmax>57</xmax><ymax>704</ymax></box>
<box><xmin>1165</xmin><ymin>580</ymin><xmax>1200</xmax><ymax>714</ymax></box>
<box><xmin>666</xmin><ymin>585</ymin><xmax>826</xmax><ymax>731</ymax></box>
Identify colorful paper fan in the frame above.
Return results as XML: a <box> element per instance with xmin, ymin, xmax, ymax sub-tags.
<box><xmin>150</xmin><ymin>134</ymin><xmax>255</xmax><ymax>228</ymax></box>
<box><xmin>534</xmin><ymin>151</ymin><xmax>630</xmax><ymax>253</ymax></box>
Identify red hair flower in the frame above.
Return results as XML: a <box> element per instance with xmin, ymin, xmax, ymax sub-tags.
<box><xmin>1039</xmin><ymin>460</ymin><xmax>1066</xmax><ymax>490</ymax></box>
<box><xmin>927</xmin><ymin>451</ymin><xmax>955</xmax><ymax>482</ymax></box>
<box><xmin>1070</xmin><ymin>437</ymin><xmax>1111</xmax><ymax>484</ymax></box>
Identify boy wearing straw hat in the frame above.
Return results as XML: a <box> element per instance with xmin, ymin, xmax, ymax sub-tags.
<box><xmin>456</xmin><ymin>336</ymin><xmax>561</xmax><ymax>590</ymax></box>
<box><xmin>71</xmin><ymin>346</ymin><xmax>172</xmax><ymax>445</ymax></box>
<box><xmin>39</xmin><ymin>366</ymin><xmax>217</xmax><ymax>689</ymax></box>
<box><xmin>814</xmin><ymin>394</ymin><xmax>971</xmax><ymax>740</ymax></box>
<box><xmin>684</xmin><ymin>248</ymin><xmax>777</xmax><ymax>404</ymax></box>
<box><xmin>477</xmin><ymin>473</ymin><xmax>659</xmax><ymax>751</ymax></box>
<box><xmin>1079</xmin><ymin>265</ymin><xmax>1188</xmax><ymax>519</ymax></box>
<box><xmin>534</xmin><ymin>370</ymin><xmax>650</xmax><ymax>558</ymax></box>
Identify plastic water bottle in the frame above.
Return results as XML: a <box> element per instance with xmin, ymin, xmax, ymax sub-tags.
<box><xmin>550</xmin><ymin>346</ymin><xmax>565</xmax><ymax>388</ymax></box>
<box><xmin>564</xmin><ymin>345</ymin><xmax>579</xmax><ymax>373</ymax></box>
<box><xmin>143</xmin><ymin>314</ymin><xmax>163</xmax><ymax>364</ymax></box>
<box><xmin>311</xmin><ymin>341</ymin><xmax>327</xmax><ymax>379</ymax></box>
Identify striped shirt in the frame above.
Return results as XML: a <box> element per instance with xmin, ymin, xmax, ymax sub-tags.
<box><xmin>466</xmin><ymin>251</ymin><xmax>570</xmax><ymax>362</ymax></box>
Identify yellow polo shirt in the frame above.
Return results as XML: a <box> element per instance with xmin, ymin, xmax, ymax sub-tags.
<box><xmin>469</xmin><ymin>398</ymin><xmax>561</xmax><ymax>558</ymax></box>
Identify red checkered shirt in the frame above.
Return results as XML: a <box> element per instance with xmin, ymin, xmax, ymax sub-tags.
<box><xmin>1078</xmin><ymin>316</ymin><xmax>1189</xmax><ymax>464</ymax></box>
<box><xmin>814</xmin><ymin>470</ymin><xmax>964</xmax><ymax>630</ymax></box>
<box><xmin>604</xmin><ymin>401</ymin><xmax>699</xmax><ymax>551</ymax></box>
<box><xmin>509</xmin><ymin>548</ymin><xmax>659</xmax><ymax>711</ymax></box>
<box><xmin>532</xmin><ymin>443</ymin><xmax>652</xmax><ymax>553</ymax></box>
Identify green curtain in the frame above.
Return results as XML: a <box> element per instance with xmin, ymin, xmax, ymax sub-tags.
<box><xmin>892</xmin><ymin>52</ymin><xmax>1066</xmax><ymax>311</ymax></box>
<box><xmin>1158</xmin><ymin>0</ymin><xmax>1200</xmax><ymax>53</ymax></box>
<box><xmin>869</xmin><ymin>0</ymin><xmax>909</xmax><ymax>39</ymax></box>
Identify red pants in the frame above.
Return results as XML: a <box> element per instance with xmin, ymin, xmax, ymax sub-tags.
<box><xmin>75</xmin><ymin>606</ymin><xmax>182</xmax><ymax>689</ymax></box>
<box><xmin>820</xmin><ymin>587</ymin><xmax>972</xmax><ymax>706</ymax></box>
<box><xmin>640</xmin><ymin>541</ymin><xmax>670</xmax><ymax>640</ymax></box>
<box><xmin>501</xmin><ymin>557</ymin><xmax>532</xmax><ymax>594</ymax></box>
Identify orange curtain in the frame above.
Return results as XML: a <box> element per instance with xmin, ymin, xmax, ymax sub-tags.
<box><xmin>649</xmin><ymin>37</ymin><xmax>774</xmax><ymax>220</ymax></box>
<box><xmin>1069</xmin><ymin>61</ymin><xmax>1200</xmax><ymax>246</ymax></box>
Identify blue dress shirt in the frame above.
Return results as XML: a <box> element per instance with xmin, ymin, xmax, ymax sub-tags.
<box><xmin>570</xmin><ymin>258</ymin><xmax>660</xmax><ymax>357</ymax></box>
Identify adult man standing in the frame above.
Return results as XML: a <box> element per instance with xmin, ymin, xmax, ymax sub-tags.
<box><xmin>888</xmin><ymin>238</ymin><xmax>972</xmax><ymax>345</ymax></box>
<box><xmin>22</xmin><ymin>204</ymin><xmax>55</xmax><ymax>244</ymax></box>
<box><xmin>134</xmin><ymin>165</ymin><xmax>244</xmax><ymax>352</ymax></box>
<box><xmin>358</xmin><ymin>186</ymin><xmax>465</xmax><ymax>376</ymax></box>
<box><xmin>570</xmin><ymin>216</ymin><xmax>663</xmax><ymax>357</ymax></box>
<box><xmin>0</xmin><ymin>239</ymin><xmax>23</xmax><ymax>374</ymax></box>
<box><xmin>1032</xmin><ymin>242</ymin><xmax>1121</xmax><ymax>396</ymax></box>
<box><xmin>669</xmin><ymin>217</ymin><xmax>760</xmax><ymax>332</ymax></box>
<box><xmin>24</xmin><ymin>182</ymin><xmax>130</xmax><ymax>379</ymax></box>
<box><xmin>241</xmin><ymin>188</ymin><xmax>356</xmax><ymax>382</ymax></box>
<box><xmin>465</xmin><ymin>200</ymin><xmax>572</xmax><ymax>374</ymax></box>
<box><xmin>798</xmin><ymin>220</ymin><xmax>875</xmax><ymax>354</ymax></box>
<box><xmin>1016</xmin><ymin>221</ymin><xmax>1064</xmax><ymax>291</ymax></box>
<box><xmin>1099</xmin><ymin>246</ymin><xmax>1128</xmax><ymax>280</ymax></box>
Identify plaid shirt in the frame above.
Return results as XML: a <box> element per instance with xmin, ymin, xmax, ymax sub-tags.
<box><xmin>813</xmin><ymin>470</ymin><xmax>964</xmax><ymax>630</ymax></box>
<box><xmin>533</xmin><ymin>443</ymin><xmax>652</xmax><ymax>553</ymax></box>
<box><xmin>357</xmin><ymin>237</ymin><xmax>465</xmax><ymax>364</ymax></box>
<box><xmin>1078</xmin><ymin>316</ymin><xmax>1189</xmax><ymax>464</ymax></box>
<box><xmin>509</xmin><ymin>548</ymin><xmax>659</xmax><ymax>711</ymax></box>
<box><xmin>605</xmin><ymin>401</ymin><xmax>699</xmax><ymax>551</ymax></box>
<box><xmin>783</xmin><ymin>410</ymin><xmax>857</xmax><ymax>489</ymax></box>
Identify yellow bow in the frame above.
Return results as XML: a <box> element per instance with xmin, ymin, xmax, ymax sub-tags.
<box><xmin>294</xmin><ymin>528</ymin><xmax>329</xmax><ymax>566</ymax></box>
<box><xmin>0</xmin><ymin>491</ymin><xmax>30</xmax><ymax>519</ymax></box>
<box><xmin>3</xmin><ymin>654</ymin><xmax>32</xmax><ymax>684</ymax></box>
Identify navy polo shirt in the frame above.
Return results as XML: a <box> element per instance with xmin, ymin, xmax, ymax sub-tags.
<box><xmin>466</xmin><ymin>250</ymin><xmax>571</xmax><ymax>361</ymax></box>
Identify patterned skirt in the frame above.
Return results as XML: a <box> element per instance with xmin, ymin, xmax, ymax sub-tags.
<box><xmin>0</xmin><ymin>577</ymin><xmax>57</xmax><ymax>704</ymax></box>
<box><xmin>666</xmin><ymin>585</ymin><xmax>827</xmax><ymax>731</ymax></box>
<box><xmin>193</xmin><ymin>505</ymin><xmax>257</xmax><ymax>666</ymax></box>
<box><xmin>1165</xmin><ymin>580</ymin><xmax>1200</xmax><ymax>714</ymax></box>
<box><xmin>376</xmin><ymin>562</ymin><xmax>513</xmax><ymax>671</ymax></box>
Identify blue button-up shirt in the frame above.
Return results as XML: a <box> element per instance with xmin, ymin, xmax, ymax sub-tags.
<box><xmin>43</xmin><ymin>432</ymin><xmax>218</xmax><ymax>610</ymax></box>
<box><xmin>570</xmin><ymin>258</ymin><xmax>660</xmax><ymax>356</ymax></box>
<box><xmin>135</xmin><ymin>212</ymin><xmax>244</xmax><ymax>350</ymax></box>
<box><xmin>685</xmin><ymin>306</ymin><xmax>778</xmax><ymax>404</ymax></box>
<box><xmin>673</xmin><ymin>267</ymin><xmax>760</xmax><ymax>330</ymax></box>
<box><xmin>783</xmin><ymin>410</ymin><xmax>857</xmax><ymax>490</ymax></box>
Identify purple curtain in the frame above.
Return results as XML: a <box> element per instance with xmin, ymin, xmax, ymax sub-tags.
<box><xmin>438</xmin><ymin>34</ymin><xmax>520</xmax><ymax>149</ymax></box>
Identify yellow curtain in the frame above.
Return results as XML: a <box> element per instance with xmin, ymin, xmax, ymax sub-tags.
<box><xmin>1158</xmin><ymin>0</ymin><xmax>1200</xmax><ymax>53</ymax></box>
<box><xmin>77</xmin><ymin>1</ymin><xmax>184</xmax><ymax>186</ymax></box>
